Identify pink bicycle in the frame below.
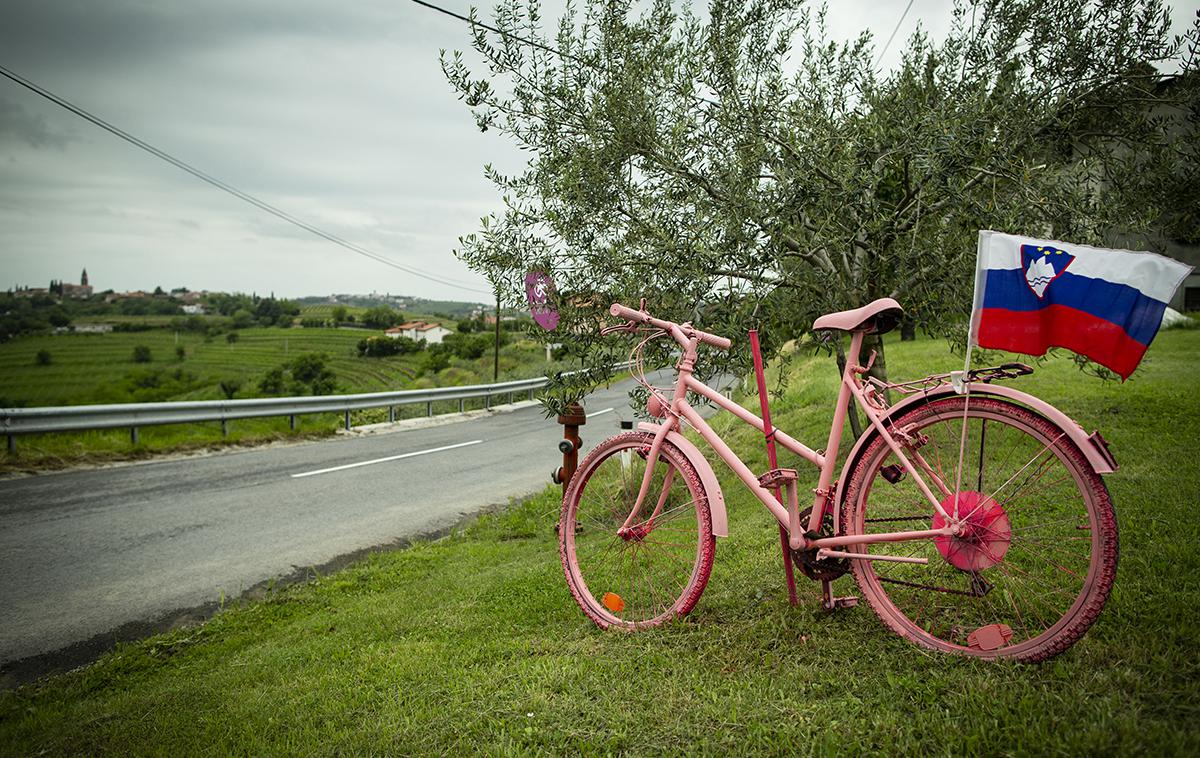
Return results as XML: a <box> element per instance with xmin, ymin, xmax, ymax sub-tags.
<box><xmin>558</xmin><ymin>299</ymin><xmax>1119</xmax><ymax>662</ymax></box>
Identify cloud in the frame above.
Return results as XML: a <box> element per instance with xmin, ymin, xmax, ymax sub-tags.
<box><xmin>2</xmin><ymin>0</ymin><xmax>1195</xmax><ymax>301</ymax></box>
<box><xmin>0</xmin><ymin>98</ymin><xmax>72</xmax><ymax>149</ymax></box>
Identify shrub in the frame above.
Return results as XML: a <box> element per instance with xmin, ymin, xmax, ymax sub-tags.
<box><xmin>256</xmin><ymin>353</ymin><xmax>337</xmax><ymax>396</ymax></box>
<box><xmin>132</xmin><ymin>345</ymin><xmax>152</xmax><ymax>363</ymax></box>
<box><xmin>257</xmin><ymin>367</ymin><xmax>286</xmax><ymax>395</ymax></box>
<box><xmin>289</xmin><ymin>353</ymin><xmax>329</xmax><ymax>384</ymax></box>
<box><xmin>176</xmin><ymin>345</ymin><xmax>186</xmax><ymax>361</ymax></box>
<box><xmin>357</xmin><ymin>335</ymin><xmax>419</xmax><ymax>357</ymax></box>
<box><xmin>35</xmin><ymin>349</ymin><xmax>52</xmax><ymax>366</ymax></box>
<box><xmin>422</xmin><ymin>346</ymin><xmax>451</xmax><ymax>374</ymax></box>
<box><xmin>361</xmin><ymin>306</ymin><xmax>400</xmax><ymax>329</ymax></box>
<box><xmin>218</xmin><ymin>378</ymin><xmax>242</xmax><ymax>399</ymax></box>
<box><xmin>443</xmin><ymin>332</ymin><xmax>491</xmax><ymax>360</ymax></box>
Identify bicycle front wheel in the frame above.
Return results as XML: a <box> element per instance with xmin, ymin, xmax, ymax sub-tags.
<box><xmin>842</xmin><ymin>397</ymin><xmax>1118</xmax><ymax>662</ymax></box>
<box><xmin>560</xmin><ymin>431</ymin><xmax>715</xmax><ymax>629</ymax></box>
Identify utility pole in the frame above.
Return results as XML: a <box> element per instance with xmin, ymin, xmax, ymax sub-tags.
<box><xmin>493</xmin><ymin>287</ymin><xmax>501</xmax><ymax>381</ymax></box>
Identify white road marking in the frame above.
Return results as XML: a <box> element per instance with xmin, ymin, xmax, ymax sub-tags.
<box><xmin>291</xmin><ymin>439</ymin><xmax>484</xmax><ymax>479</ymax></box>
<box><xmin>587</xmin><ymin>407</ymin><xmax>615</xmax><ymax>418</ymax></box>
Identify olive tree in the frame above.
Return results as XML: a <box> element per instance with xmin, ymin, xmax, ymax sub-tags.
<box><xmin>444</xmin><ymin>0</ymin><xmax>1197</xmax><ymax>409</ymax></box>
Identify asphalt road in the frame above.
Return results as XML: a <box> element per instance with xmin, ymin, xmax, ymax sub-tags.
<box><xmin>0</xmin><ymin>373</ymin><xmax>692</xmax><ymax>671</ymax></box>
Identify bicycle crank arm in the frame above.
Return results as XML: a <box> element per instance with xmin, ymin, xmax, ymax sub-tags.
<box><xmin>816</xmin><ymin>549</ymin><xmax>929</xmax><ymax>565</ymax></box>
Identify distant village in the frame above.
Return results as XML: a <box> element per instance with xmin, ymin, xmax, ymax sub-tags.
<box><xmin>13</xmin><ymin>268</ymin><xmax>213</xmax><ymax>314</ymax></box>
<box><xmin>4</xmin><ymin>268</ymin><xmax>501</xmax><ymax>343</ymax></box>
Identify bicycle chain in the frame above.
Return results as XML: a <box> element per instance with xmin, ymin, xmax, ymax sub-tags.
<box><xmin>790</xmin><ymin>506</ymin><xmax>851</xmax><ymax>581</ymax></box>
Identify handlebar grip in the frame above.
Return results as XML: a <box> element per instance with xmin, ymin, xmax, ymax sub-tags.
<box><xmin>694</xmin><ymin>329</ymin><xmax>732</xmax><ymax>351</ymax></box>
<box><xmin>609</xmin><ymin>303</ymin><xmax>646</xmax><ymax>322</ymax></box>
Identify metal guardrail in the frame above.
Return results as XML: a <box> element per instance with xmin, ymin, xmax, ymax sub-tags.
<box><xmin>1</xmin><ymin>375</ymin><xmax>561</xmax><ymax>450</ymax></box>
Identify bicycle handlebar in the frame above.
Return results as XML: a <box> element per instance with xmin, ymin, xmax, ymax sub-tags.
<box><xmin>609</xmin><ymin>303</ymin><xmax>733</xmax><ymax>351</ymax></box>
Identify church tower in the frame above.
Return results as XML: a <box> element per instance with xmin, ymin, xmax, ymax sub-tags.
<box><xmin>81</xmin><ymin>268</ymin><xmax>89</xmax><ymax>286</ymax></box>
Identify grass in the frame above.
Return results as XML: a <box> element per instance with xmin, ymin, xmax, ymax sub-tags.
<box><xmin>1</xmin><ymin>331</ymin><xmax>1197</xmax><ymax>754</ymax></box>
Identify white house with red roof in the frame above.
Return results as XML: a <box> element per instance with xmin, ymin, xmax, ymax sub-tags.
<box><xmin>384</xmin><ymin>320</ymin><xmax>452</xmax><ymax>344</ymax></box>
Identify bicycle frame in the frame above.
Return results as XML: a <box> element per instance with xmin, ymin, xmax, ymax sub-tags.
<box><xmin>625</xmin><ymin>328</ymin><xmax>958</xmax><ymax>552</ymax></box>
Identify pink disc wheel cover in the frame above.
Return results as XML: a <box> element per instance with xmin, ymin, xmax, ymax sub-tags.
<box><xmin>931</xmin><ymin>491</ymin><xmax>1012</xmax><ymax>571</ymax></box>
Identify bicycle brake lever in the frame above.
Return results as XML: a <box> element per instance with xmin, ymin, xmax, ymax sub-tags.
<box><xmin>600</xmin><ymin>321</ymin><xmax>638</xmax><ymax>336</ymax></box>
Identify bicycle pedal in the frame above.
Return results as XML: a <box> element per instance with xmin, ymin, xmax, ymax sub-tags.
<box><xmin>823</xmin><ymin>595</ymin><xmax>859</xmax><ymax>611</ymax></box>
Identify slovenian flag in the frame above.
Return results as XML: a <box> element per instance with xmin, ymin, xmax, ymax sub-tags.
<box><xmin>968</xmin><ymin>231</ymin><xmax>1192</xmax><ymax>380</ymax></box>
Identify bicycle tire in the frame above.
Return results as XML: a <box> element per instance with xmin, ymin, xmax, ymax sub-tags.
<box><xmin>560</xmin><ymin>431</ymin><xmax>716</xmax><ymax>629</ymax></box>
<box><xmin>841</xmin><ymin>396</ymin><xmax>1118</xmax><ymax>662</ymax></box>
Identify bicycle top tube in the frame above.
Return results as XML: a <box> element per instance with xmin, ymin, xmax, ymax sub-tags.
<box><xmin>609</xmin><ymin>302</ymin><xmax>733</xmax><ymax>352</ymax></box>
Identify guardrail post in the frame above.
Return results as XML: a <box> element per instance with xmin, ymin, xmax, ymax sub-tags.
<box><xmin>459</xmin><ymin>398</ymin><xmax>465</xmax><ymax>413</ymax></box>
<box><xmin>221</xmin><ymin>420</ymin><xmax>228</xmax><ymax>437</ymax></box>
<box><xmin>131</xmin><ymin>426</ymin><xmax>139</xmax><ymax>445</ymax></box>
<box><xmin>344</xmin><ymin>411</ymin><xmax>352</xmax><ymax>431</ymax></box>
<box><xmin>289</xmin><ymin>415</ymin><xmax>297</xmax><ymax>431</ymax></box>
<box><xmin>508</xmin><ymin>392</ymin><xmax>514</xmax><ymax>404</ymax></box>
<box><xmin>388</xmin><ymin>406</ymin><xmax>395</xmax><ymax>423</ymax></box>
<box><xmin>426</xmin><ymin>401</ymin><xmax>433</xmax><ymax>417</ymax></box>
<box><xmin>485</xmin><ymin>394</ymin><xmax>491</xmax><ymax>410</ymax></box>
<box><xmin>529</xmin><ymin>388</ymin><xmax>535</xmax><ymax>401</ymax></box>
<box><xmin>7</xmin><ymin>435</ymin><xmax>14</xmax><ymax>454</ymax></box>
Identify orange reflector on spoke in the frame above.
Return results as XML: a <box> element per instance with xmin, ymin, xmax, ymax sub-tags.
<box><xmin>602</xmin><ymin>592</ymin><xmax>625</xmax><ymax>613</ymax></box>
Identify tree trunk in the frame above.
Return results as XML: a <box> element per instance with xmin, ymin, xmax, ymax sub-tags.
<box><xmin>900</xmin><ymin>315</ymin><xmax>916</xmax><ymax>341</ymax></box>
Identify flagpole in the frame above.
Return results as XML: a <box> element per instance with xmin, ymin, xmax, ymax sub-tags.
<box><xmin>951</xmin><ymin>231</ymin><xmax>990</xmax><ymax>515</ymax></box>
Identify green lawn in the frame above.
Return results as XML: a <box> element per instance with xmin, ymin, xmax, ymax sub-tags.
<box><xmin>1</xmin><ymin>330</ymin><xmax>1197</xmax><ymax>754</ymax></box>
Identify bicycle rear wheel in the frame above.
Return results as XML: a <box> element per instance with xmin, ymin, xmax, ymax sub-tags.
<box><xmin>842</xmin><ymin>397</ymin><xmax>1118</xmax><ymax>662</ymax></box>
<box><xmin>560</xmin><ymin>431</ymin><xmax>715</xmax><ymax>629</ymax></box>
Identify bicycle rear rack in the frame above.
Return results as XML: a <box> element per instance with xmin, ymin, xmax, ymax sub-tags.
<box><xmin>880</xmin><ymin>362</ymin><xmax>1035</xmax><ymax>397</ymax></box>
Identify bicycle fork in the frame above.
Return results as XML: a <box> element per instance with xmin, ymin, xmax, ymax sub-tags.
<box><xmin>616</xmin><ymin>420</ymin><xmax>675</xmax><ymax>541</ymax></box>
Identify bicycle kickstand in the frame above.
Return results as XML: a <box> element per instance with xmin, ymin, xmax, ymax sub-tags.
<box><xmin>820</xmin><ymin>578</ymin><xmax>858</xmax><ymax>612</ymax></box>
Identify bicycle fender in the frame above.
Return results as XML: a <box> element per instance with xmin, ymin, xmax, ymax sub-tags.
<box><xmin>834</xmin><ymin>383</ymin><xmax>1117</xmax><ymax>518</ymax></box>
<box><xmin>637</xmin><ymin>422</ymin><xmax>728</xmax><ymax>537</ymax></box>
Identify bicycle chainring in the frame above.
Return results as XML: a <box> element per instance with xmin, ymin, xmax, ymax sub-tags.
<box><xmin>790</xmin><ymin>506</ymin><xmax>850</xmax><ymax>581</ymax></box>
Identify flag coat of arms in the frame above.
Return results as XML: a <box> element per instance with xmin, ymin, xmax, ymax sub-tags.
<box><xmin>968</xmin><ymin>231</ymin><xmax>1192</xmax><ymax>379</ymax></box>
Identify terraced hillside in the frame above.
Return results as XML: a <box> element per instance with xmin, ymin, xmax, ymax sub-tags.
<box><xmin>0</xmin><ymin>328</ymin><xmax>418</xmax><ymax>408</ymax></box>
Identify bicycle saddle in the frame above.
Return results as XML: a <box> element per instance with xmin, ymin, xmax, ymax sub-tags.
<box><xmin>813</xmin><ymin>298</ymin><xmax>904</xmax><ymax>335</ymax></box>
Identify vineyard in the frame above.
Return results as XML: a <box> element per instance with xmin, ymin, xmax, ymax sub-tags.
<box><xmin>0</xmin><ymin>328</ymin><xmax>563</xmax><ymax>408</ymax></box>
<box><xmin>0</xmin><ymin>326</ymin><xmax>568</xmax><ymax>467</ymax></box>
<box><xmin>295</xmin><ymin>304</ymin><xmax>368</xmax><ymax>321</ymax></box>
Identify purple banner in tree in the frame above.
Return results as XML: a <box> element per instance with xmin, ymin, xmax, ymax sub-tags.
<box><xmin>525</xmin><ymin>272</ymin><xmax>559</xmax><ymax>330</ymax></box>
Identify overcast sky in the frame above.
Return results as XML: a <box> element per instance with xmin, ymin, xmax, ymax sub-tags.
<box><xmin>1</xmin><ymin>1</ymin><xmax>1196</xmax><ymax>303</ymax></box>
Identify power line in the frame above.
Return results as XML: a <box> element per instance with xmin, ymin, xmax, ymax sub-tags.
<box><xmin>410</xmin><ymin>0</ymin><xmax>584</xmax><ymax>64</ymax></box>
<box><xmin>411</xmin><ymin>0</ymin><xmax>722</xmax><ymax>107</ymax></box>
<box><xmin>0</xmin><ymin>63</ymin><xmax>491</xmax><ymax>296</ymax></box>
<box><xmin>875</xmin><ymin>0</ymin><xmax>915</xmax><ymax>69</ymax></box>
